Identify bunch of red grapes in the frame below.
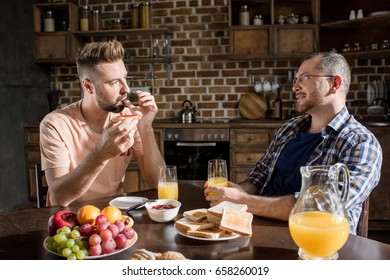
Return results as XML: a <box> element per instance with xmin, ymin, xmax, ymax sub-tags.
<box><xmin>80</xmin><ymin>214</ymin><xmax>135</xmax><ymax>256</ymax></box>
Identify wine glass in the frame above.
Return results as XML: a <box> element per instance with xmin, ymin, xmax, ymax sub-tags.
<box><xmin>158</xmin><ymin>165</ymin><xmax>178</xmax><ymax>200</ymax></box>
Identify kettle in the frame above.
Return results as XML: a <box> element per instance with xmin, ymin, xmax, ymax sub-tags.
<box><xmin>178</xmin><ymin>100</ymin><xmax>196</xmax><ymax>123</ymax></box>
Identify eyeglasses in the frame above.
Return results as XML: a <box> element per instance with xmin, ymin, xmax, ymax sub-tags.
<box><xmin>293</xmin><ymin>73</ymin><xmax>335</xmax><ymax>86</ymax></box>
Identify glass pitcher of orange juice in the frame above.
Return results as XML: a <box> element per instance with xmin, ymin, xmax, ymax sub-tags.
<box><xmin>288</xmin><ymin>163</ymin><xmax>350</xmax><ymax>260</ymax></box>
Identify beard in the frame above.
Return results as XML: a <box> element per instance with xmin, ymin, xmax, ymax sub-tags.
<box><xmin>95</xmin><ymin>87</ymin><xmax>126</xmax><ymax>113</ymax></box>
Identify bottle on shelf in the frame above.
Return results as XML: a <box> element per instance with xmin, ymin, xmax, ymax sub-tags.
<box><xmin>239</xmin><ymin>5</ymin><xmax>250</xmax><ymax>26</ymax></box>
<box><xmin>274</xmin><ymin>88</ymin><xmax>282</xmax><ymax>119</ymax></box>
<box><xmin>80</xmin><ymin>6</ymin><xmax>89</xmax><ymax>31</ymax></box>
<box><xmin>91</xmin><ymin>10</ymin><xmax>101</xmax><ymax>31</ymax></box>
<box><xmin>130</xmin><ymin>3</ymin><xmax>140</xmax><ymax>29</ymax></box>
<box><xmin>140</xmin><ymin>2</ymin><xmax>151</xmax><ymax>29</ymax></box>
<box><xmin>44</xmin><ymin>10</ymin><xmax>55</xmax><ymax>32</ymax></box>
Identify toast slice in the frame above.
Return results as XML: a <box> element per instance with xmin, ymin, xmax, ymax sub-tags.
<box><xmin>219</xmin><ymin>207</ymin><xmax>253</xmax><ymax>237</ymax></box>
<box><xmin>175</xmin><ymin>220</ymin><xmax>215</xmax><ymax>232</ymax></box>
<box><xmin>206</xmin><ymin>212</ymin><xmax>222</xmax><ymax>226</ymax></box>
<box><xmin>207</xmin><ymin>201</ymin><xmax>248</xmax><ymax>218</ymax></box>
<box><xmin>187</xmin><ymin>227</ymin><xmax>226</xmax><ymax>239</ymax></box>
<box><xmin>183</xmin><ymin>208</ymin><xmax>208</xmax><ymax>222</ymax></box>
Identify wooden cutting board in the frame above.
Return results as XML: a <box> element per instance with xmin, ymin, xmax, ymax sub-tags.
<box><xmin>239</xmin><ymin>92</ymin><xmax>267</xmax><ymax>119</ymax></box>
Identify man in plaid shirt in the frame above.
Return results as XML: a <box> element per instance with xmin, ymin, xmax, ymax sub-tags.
<box><xmin>205</xmin><ymin>52</ymin><xmax>382</xmax><ymax>235</ymax></box>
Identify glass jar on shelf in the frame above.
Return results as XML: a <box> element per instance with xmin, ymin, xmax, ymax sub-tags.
<box><xmin>239</xmin><ymin>5</ymin><xmax>250</xmax><ymax>26</ymax></box>
<box><xmin>341</xmin><ymin>43</ymin><xmax>351</xmax><ymax>53</ymax></box>
<box><xmin>140</xmin><ymin>2</ymin><xmax>151</xmax><ymax>29</ymax></box>
<box><xmin>381</xmin><ymin>40</ymin><xmax>389</xmax><ymax>50</ymax></box>
<box><xmin>353</xmin><ymin>42</ymin><xmax>362</xmax><ymax>52</ymax></box>
<box><xmin>91</xmin><ymin>10</ymin><xmax>101</xmax><ymax>31</ymax></box>
<box><xmin>44</xmin><ymin>10</ymin><xmax>55</xmax><ymax>32</ymax></box>
<box><xmin>79</xmin><ymin>6</ymin><xmax>89</xmax><ymax>31</ymax></box>
<box><xmin>130</xmin><ymin>3</ymin><xmax>139</xmax><ymax>29</ymax></box>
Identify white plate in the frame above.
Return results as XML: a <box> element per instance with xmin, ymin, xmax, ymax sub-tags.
<box><xmin>368</xmin><ymin>11</ymin><xmax>390</xmax><ymax>17</ymax></box>
<box><xmin>43</xmin><ymin>232</ymin><xmax>138</xmax><ymax>259</ymax></box>
<box><xmin>109</xmin><ymin>196</ymin><xmax>148</xmax><ymax>210</ymax></box>
<box><xmin>174</xmin><ymin>218</ymin><xmax>241</xmax><ymax>242</ymax></box>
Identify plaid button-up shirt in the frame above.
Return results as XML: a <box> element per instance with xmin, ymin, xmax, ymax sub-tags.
<box><xmin>244</xmin><ymin>107</ymin><xmax>382</xmax><ymax>234</ymax></box>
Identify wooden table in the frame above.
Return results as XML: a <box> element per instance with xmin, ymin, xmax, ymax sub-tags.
<box><xmin>1</xmin><ymin>183</ymin><xmax>390</xmax><ymax>260</ymax></box>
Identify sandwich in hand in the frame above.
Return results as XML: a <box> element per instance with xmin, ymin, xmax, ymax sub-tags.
<box><xmin>112</xmin><ymin>114</ymin><xmax>141</xmax><ymax>123</ymax></box>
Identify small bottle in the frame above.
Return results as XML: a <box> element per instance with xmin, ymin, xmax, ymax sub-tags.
<box><xmin>80</xmin><ymin>6</ymin><xmax>89</xmax><ymax>31</ymax></box>
<box><xmin>239</xmin><ymin>5</ymin><xmax>250</xmax><ymax>26</ymax></box>
<box><xmin>112</xmin><ymin>19</ymin><xmax>122</xmax><ymax>30</ymax></box>
<box><xmin>342</xmin><ymin>43</ymin><xmax>351</xmax><ymax>53</ymax></box>
<box><xmin>274</xmin><ymin>88</ymin><xmax>282</xmax><ymax>119</ymax></box>
<box><xmin>253</xmin><ymin>15</ymin><xmax>263</xmax><ymax>26</ymax></box>
<box><xmin>140</xmin><ymin>2</ymin><xmax>151</xmax><ymax>29</ymax></box>
<box><xmin>91</xmin><ymin>10</ymin><xmax>101</xmax><ymax>31</ymax></box>
<box><xmin>44</xmin><ymin>10</ymin><xmax>55</xmax><ymax>32</ymax></box>
<box><xmin>130</xmin><ymin>3</ymin><xmax>139</xmax><ymax>29</ymax></box>
<box><xmin>381</xmin><ymin>40</ymin><xmax>389</xmax><ymax>50</ymax></box>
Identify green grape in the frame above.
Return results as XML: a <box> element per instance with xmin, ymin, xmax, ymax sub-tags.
<box><xmin>76</xmin><ymin>250</ymin><xmax>86</xmax><ymax>260</ymax></box>
<box><xmin>67</xmin><ymin>253</ymin><xmax>77</xmax><ymax>260</ymax></box>
<box><xmin>62</xmin><ymin>247</ymin><xmax>72</xmax><ymax>257</ymax></box>
<box><xmin>73</xmin><ymin>225</ymin><xmax>80</xmax><ymax>231</ymax></box>
<box><xmin>56</xmin><ymin>246</ymin><xmax>63</xmax><ymax>254</ymax></box>
<box><xmin>66</xmin><ymin>239</ymin><xmax>75</xmax><ymax>248</ymax></box>
<box><xmin>61</xmin><ymin>226</ymin><xmax>71</xmax><ymax>235</ymax></box>
<box><xmin>54</xmin><ymin>233</ymin><xmax>67</xmax><ymax>243</ymax></box>
<box><xmin>51</xmin><ymin>241</ymin><xmax>60</xmax><ymax>252</ymax></box>
<box><xmin>60</xmin><ymin>240</ymin><xmax>68</xmax><ymax>249</ymax></box>
<box><xmin>82</xmin><ymin>248</ymin><xmax>89</xmax><ymax>257</ymax></box>
<box><xmin>72</xmin><ymin>245</ymin><xmax>80</xmax><ymax>253</ymax></box>
<box><xmin>75</xmin><ymin>239</ymin><xmax>84</xmax><ymax>249</ymax></box>
<box><xmin>71</xmin><ymin>229</ymin><xmax>80</xmax><ymax>239</ymax></box>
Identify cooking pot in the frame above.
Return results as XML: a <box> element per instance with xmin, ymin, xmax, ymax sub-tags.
<box><xmin>178</xmin><ymin>100</ymin><xmax>197</xmax><ymax>123</ymax></box>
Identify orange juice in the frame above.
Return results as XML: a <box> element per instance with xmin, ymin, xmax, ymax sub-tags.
<box><xmin>158</xmin><ymin>182</ymin><xmax>178</xmax><ymax>200</ymax></box>
<box><xmin>206</xmin><ymin>176</ymin><xmax>228</xmax><ymax>196</ymax></box>
<box><xmin>289</xmin><ymin>211</ymin><xmax>349</xmax><ymax>258</ymax></box>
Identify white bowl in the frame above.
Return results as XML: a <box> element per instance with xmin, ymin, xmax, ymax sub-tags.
<box><xmin>145</xmin><ymin>199</ymin><xmax>181</xmax><ymax>222</ymax></box>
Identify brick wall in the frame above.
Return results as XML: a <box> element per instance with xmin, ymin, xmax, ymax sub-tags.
<box><xmin>52</xmin><ymin>0</ymin><xmax>390</xmax><ymax>120</ymax></box>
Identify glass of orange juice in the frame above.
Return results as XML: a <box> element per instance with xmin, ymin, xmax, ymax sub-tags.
<box><xmin>158</xmin><ymin>165</ymin><xmax>178</xmax><ymax>200</ymax></box>
<box><xmin>207</xmin><ymin>159</ymin><xmax>228</xmax><ymax>195</ymax></box>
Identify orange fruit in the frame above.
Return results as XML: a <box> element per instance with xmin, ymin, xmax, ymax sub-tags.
<box><xmin>77</xmin><ymin>205</ymin><xmax>101</xmax><ymax>225</ymax></box>
<box><xmin>101</xmin><ymin>205</ymin><xmax>122</xmax><ymax>223</ymax></box>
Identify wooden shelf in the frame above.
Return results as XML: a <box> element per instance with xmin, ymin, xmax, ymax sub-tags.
<box><xmin>321</xmin><ymin>14</ymin><xmax>390</xmax><ymax>29</ymax></box>
<box><xmin>73</xmin><ymin>28</ymin><xmax>173</xmax><ymax>38</ymax></box>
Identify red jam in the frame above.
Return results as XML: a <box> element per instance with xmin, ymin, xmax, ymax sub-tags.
<box><xmin>151</xmin><ymin>204</ymin><xmax>176</xmax><ymax>210</ymax></box>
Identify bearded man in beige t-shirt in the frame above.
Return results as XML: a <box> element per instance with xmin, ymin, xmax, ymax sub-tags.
<box><xmin>40</xmin><ymin>40</ymin><xmax>165</xmax><ymax>207</ymax></box>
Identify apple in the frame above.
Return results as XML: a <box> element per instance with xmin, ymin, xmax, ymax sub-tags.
<box><xmin>48</xmin><ymin>210</ymin><xmax>79</xmax><ymax>236</ymax></box>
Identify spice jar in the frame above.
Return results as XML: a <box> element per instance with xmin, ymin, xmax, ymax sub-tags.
<box><xmin>130</xmin><ymin>3</ymin><xmax>139</xmax><ymax>29</ymax></box>
<box><xmin>341</xmin><ymin>43</ymin><xmax>351</xmax><ymax>53</ymax></box>
<box><xmin>44</xmin><ymin>10</ymin><xmax>55</xmax><ymax>32</ymax></box>
<box><xmin>140</xmin><ymin>2</ymin><xmax>151</xmax><ymax>29</ymax></box>
<box><xmin>239</xmin><ymin>5</ymin><xmax>250</xmax><ymax>25</ymax></box>
<box><xmin>253</xmin><ymin>15</ymin><xmax>264</xmax><ymax>25</ymax></box>
<box><xmin>91</xmin><ymin>10</ymin><xmax>101</xmax><ymax>31</ymax></box>
<box><xmin>112</xmin><ymin>19</ymin><xmax>122</xmax><ymax>30</ymax></box>
<box><xmin>381</xmin><ymin>40</ymin><xmax>389</xmax><ymax>50</ymax></box>
<box><xmin>79</xmin><ymin>6</ymin><xmax>89</xmax><ymax>31</ymax></box>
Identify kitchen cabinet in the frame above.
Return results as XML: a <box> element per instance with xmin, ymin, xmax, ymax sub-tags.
<box><xmin>33</xmin><ymin>2</ymin><xmax>173</xmax><ymax>79</ymax></box>
<box><xmin>33</xmin><ymin>2</ymin><xmax>81</xmax><ymax>64</ymax></box>
<box><xmin>229</xmin><ymin>125</ymin><xmax>280</xmax><ymax>183</ymax></box>
<box><xmin>320</xmin><ymin>0</ymin><xmax>390</xmax><ymax>58</ymax></box>
<box><xmin>228</xmin><ymin>0</ymin><xmax>320</xmax><ymax>59</ymax></box>
<box><xmin>23</xmin><ymin>124</ymin><xmax>164</xmax><ymax>203</ymax></box>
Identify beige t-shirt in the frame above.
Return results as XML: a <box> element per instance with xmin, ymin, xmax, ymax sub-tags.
<box><xmin>40</xmin><ymin>100</ymin><xmax>144</xmax><ymax>206</ymax></box>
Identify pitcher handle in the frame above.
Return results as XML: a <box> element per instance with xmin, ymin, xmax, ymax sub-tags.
<box><xmin>332</xmin><ymin>163</ymin><xmax>350</xmax><ymax>203</ymax></box>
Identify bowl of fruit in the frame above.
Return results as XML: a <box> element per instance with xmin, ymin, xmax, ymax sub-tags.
<box><xmin>145</xmin><ymin>199</ymin><xmax>181</xmax><ymax>222</ymax></box>
<box><xmin>44</xmin><ymin>205</ymin><xmax>137</xmax><ymax>260</ymax></box>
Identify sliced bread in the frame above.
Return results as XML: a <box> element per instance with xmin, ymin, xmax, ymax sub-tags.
<box><xmin>183</xmin><ymin>208</ymin><xmax>208</xmax><ymax>222</ymax></box>
<box><xmin>207</xmin><ymin>201</ymin><xmax>248</xmax><ymax>217</ymax></box>
<box><xmin>219</xmin><ymin>207</ymin><xmax>253</xmax><ymax>237</ymax></box>
<box><xmin>175</xmin><ymin>220</ymin><xmax>215</xmax><ymax>232</ymax></box>
<box><xmin>187</xmin><ymin>227</ymin><xmax>226</xmax><ymax>239</ymax></box>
